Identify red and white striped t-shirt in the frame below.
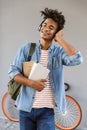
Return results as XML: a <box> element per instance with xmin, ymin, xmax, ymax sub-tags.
<box><xmin>32</xmin><ymin>50</ymin><xmax>55</xmax><ymax>108</ymax></box>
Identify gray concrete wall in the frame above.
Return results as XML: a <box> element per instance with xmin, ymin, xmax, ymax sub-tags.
<box><xmin>0</xmin><ymin>0</ymin><xmax>87</xmax><ymax>129</ymax></box>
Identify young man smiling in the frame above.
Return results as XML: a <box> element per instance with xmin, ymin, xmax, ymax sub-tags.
<box><xmin>8</xmin><ymin>8</ymin><xmax>83</xmax><ymax>130</ymax></box>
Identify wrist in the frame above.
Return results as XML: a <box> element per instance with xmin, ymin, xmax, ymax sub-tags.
<box><xmin>56</xmin><ymin>37</ymin><xmax>63</xmax><ymax>44</ymax></box>
<box><xmin>28</xmin><ymin>79</ymin><xmax>33</xmax><ymax>86</ymax></box>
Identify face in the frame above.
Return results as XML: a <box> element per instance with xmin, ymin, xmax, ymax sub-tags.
<box><xmin>40</xmin><ymin>18</ymin><xmax>58</xmax><ymax>41</ymax></box>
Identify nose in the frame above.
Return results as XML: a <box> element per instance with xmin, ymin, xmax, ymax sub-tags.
<box><xmin>42</xmin><ymin>26</ymin><xmax>50</xmax><ymax>33</ymax></box>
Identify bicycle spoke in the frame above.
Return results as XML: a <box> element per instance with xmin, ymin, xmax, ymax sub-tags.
<box><xmin>55</xmin><ymin>95</ymin><xmax>82</xmax><ymax>129</ymax></box>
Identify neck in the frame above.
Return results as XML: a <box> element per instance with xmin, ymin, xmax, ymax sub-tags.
<box><xmin>40</xmin><ymin>39</ymin><xmax>52</xmax><ymax>50</ymax></box>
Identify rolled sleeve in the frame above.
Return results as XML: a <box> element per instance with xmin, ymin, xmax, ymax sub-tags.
<box><xmin>62</xmin><ymin>51</ymin><xmax>83</xmax><ymax>66</ymax></box>
<box><xmin>8</xmin><ymin>64</ymin><xmax>22</xmax><ymax>79</ymax></box>
<box><xmin>8</xmin><ymin>43</ymin><xmax>30</xmax><ymax>80</ymax></box>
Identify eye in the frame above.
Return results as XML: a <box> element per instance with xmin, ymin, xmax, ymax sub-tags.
<box><xmin>49</xmin><ymin>26</ymin><xmax>54</xmax><ymax>30</ymax></box>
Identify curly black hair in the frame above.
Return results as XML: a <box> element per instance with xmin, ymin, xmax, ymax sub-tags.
<box><xmin>40</xmin><ymin>8</ymin><xmax>65</xmax><ymax>32</ymax></box>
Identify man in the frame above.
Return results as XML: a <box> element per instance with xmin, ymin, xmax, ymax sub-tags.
<box><xmin>8</xmin><ymin>8</ymin><xmax>83</xmax><ymax>130</ymax></box>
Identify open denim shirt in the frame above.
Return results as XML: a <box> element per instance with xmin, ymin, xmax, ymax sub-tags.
<box><xmin>8</xmin><ymin>41</ymin><xmax>83</xmax><ymax>113</ymax></box>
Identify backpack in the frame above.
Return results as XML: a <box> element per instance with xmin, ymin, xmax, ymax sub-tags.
<box><xmin>8</xmin><ymin>43</ymin><xmax>36</xmax><ymax>100</ymax></box>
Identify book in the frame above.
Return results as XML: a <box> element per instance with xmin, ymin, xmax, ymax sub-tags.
<box><xmin>23</xmin><ymin>61</ymin><xmax>35</xmax><ymax>77</ymax></box>
<box><xmin>28</xmin><ymin>63</ymin><xmax>50</xmax><ymax>80</ymax></box>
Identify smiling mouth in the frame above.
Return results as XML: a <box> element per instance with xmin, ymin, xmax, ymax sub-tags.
<box><xmin>41</xmin><ymin>30</ymin><xmax>50</xmax><ymax>35</ymax></box>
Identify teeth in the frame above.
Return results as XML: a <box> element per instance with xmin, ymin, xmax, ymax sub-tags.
<box><xmin>41</xmin><ymin>30</ymin><xmax>50</xmax><ymax>35</ymax></box>
<box><xmin>44</xmin><ymin>32</ymin><xmax>49</xmax><ymax>35</ymax></box>
<box><xmin>47</xmin><ymin>32</ymin><xmax>49</xmax><ymax>34</ymax></box>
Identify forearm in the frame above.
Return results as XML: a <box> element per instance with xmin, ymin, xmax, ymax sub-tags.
<box><xmin>57</xmin><ymin>37</ymin><xmax>78</xmax><ymax>56</ymax></box>
<box><xmin>13</xmin><ymin>74</ymin><xmax>46</xmax><ymax>91</ymax></box>
<box><xmin>13</xmin><ymin>74</ymin><xmax>32</xmax><ymax>87</ymax></box>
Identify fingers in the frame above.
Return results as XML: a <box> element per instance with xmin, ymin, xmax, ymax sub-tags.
<box><xmin>30</xmin><ymin>79</ymin><xmax>47</xmax><ymax>92</ymax></box>
<box><xmin>36</xmin><ymin>79</ymin><xmax>47</xmax><ymax>91</ymax></box>
<box><xmin>40</xmin><ymin>79</ymin><xmax>47</xmax><ymax>82</ymax></box>
<box><xmin>54</xmin><ymin>29</ymin><xmax>64</xmax><ymax>42</ymax></box>
<box><xmin>59</xmin><ymin>29</ymin><xmax>64</xmax><ymax>36</ymax></box>
<box><xmin>57</xmin><ymin>29</ymin><xmax>64</xmax><ymax>36</ymax></box>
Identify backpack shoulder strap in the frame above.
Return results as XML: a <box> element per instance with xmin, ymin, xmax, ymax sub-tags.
<box><xmin>28</xmin><ymin>43</ymin><xmax>36</xmax><ymax>61</ymax></box>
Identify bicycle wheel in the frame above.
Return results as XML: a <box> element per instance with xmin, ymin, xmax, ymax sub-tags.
<box><xmin>55</xmin><ymin>95</ymin><xmax>82</xmax><ymax>130</ymax></box>
<box><xmin>2</xmin><ymin>92</ymin><xmax>19</xmax><ymax>122</ymax></box>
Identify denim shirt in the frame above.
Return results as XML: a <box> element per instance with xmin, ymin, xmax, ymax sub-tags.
<box><xmin>8</xmin><ymin>41</ymin><xmax>83</xmax><ymax>113</ymax></box>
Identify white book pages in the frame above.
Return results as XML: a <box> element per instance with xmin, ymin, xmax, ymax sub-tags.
<box><xmin>28</xmin><ymin>63</ymin><xmax>50</xmax><ymax>80</ymax></box>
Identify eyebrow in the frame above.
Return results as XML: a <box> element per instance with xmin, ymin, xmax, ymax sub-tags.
<box><xmin>43</xmin><ymin>22</ymin><xmax>56</xmax><ymax>29</ymax></box>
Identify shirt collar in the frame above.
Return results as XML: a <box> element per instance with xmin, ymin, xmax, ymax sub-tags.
<box><xmin>36</xmin><ymin>40</ymin><xmax>55</xmax><ymax>51</ymax></box>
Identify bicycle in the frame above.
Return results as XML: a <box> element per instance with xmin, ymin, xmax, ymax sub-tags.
<box><xmin>2</xmin><ymin>83</ymin><xmax>82</xmax><ymax>129</ymax></box>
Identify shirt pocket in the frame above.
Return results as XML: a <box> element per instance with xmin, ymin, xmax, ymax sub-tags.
<box><xmin>52</xmin><ymin>56</ymin><xmax>62</xmax><ymax>69</ymax></box>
